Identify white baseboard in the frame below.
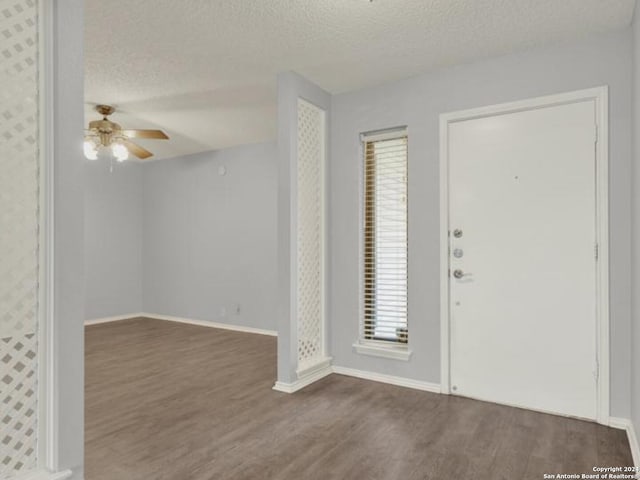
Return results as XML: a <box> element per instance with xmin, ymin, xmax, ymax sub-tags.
<box><xmin>296</xmin><ymin>357</ymin><xmax>332</xmax><ymax>378</ymax></box>
<box><xmin>274</xmin><ymin>363</ymin><xmax>441</xmax><ymax>395</ymax></box>
<box><xmin>631</xmin><ymin>423</ymin><xmax>640</xmax><ymax>471</ymax></box>
<box><xmin>144</xmin><ymin>313</ymin><xmax>278</xmax><ymax>336</ymax></box>
<box><xmin>14</xmin><ymin>469</ymin><xmax>73</xmax><ymax>480</ymax></box>
<box><xmin>273</xmin><ymin>364</ymin><xmax>333</xmax><ymax>394</ymax></box>
<box><xmin>609</xmin><ymin>417</ymin><xmax>640</xmax><ymax>470</ymax></box>
<box><xmin>332</xmin><ymin>366</ymin><xmax>441</xmax><ymax>394</ymax></box>
<box><xmin>84</xmin><ymin>313</ymin><xmax>145</xmax><ymax>325</ymax></box>
<box><xmin>84</xmin><ymin>312</ymin><xmax>277</xmax><ymax>337</ymax></box>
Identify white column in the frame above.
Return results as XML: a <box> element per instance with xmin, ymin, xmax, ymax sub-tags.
<box><xmin>274</xmin><ymin>72</ymin><xmax>332</xmax><ymax>393</ymax></box>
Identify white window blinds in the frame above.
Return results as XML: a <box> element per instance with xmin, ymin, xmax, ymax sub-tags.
<box><xmin>362</xmin><ymin>129</ymin><xmax>408</xmax><ymax>344</ymax></box>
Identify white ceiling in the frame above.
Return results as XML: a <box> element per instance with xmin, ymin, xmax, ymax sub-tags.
<box><xmin>85</xmin><ymin>0</ymin><xmax>635</xmax><ymax>160</ymax></box>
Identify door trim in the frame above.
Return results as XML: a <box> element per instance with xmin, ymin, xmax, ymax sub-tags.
<box><xmin>39</xmin><ymin>0</ymin><xmax>60</xmax><ymax>470</ymax></box>
<box><xmin>439</xmin><ymin>86</ymin><xmax>610</xmax><ymax>424</ymax></box>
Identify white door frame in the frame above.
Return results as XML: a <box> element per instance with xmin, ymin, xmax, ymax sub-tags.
<box><xmin>439</xmin><ymin>86</ymin><xmax>610</xmax><ymax>425</ymax></box>
<box><xmin>39</xmin><ymin>1</ymin><xmax>70</xmax><ymax>476</ymax></box>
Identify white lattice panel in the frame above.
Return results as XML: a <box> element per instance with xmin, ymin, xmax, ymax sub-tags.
<box><xmin>0</xmin><ymin>0</ymin><xmax>41</xmax><ymax>476</ymax></box>
<box><xmin>296</xmin><ymin>99</ymin><xmax>325</xmax><ymax>370</ymax></box>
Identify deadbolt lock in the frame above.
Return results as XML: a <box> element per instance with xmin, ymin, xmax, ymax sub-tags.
<box><xmin>453</xmin><ymin>229</ymin><xmax>463</xmax><ymax>238</ymax></box>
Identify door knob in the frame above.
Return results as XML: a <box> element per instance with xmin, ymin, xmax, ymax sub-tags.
<box><xmin>453</xmin><ymin>229</ymin><xmax>463</xmax><ymax>238</ymax></box>
<box><xmin>453</xmin><ymin>269</ymin><xmax>465</xmax><ymax>279</ymax></box>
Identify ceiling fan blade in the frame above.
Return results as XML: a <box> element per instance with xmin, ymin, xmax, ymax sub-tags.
<box><xmin>123</xmin><ymin>140</ymin><xmax>154</xmax><ymax>160</ymax></box>
<box><xmin>122</xmin><ymin>129</ymin><xmax>169</xmax><ymax>140</ymax></box>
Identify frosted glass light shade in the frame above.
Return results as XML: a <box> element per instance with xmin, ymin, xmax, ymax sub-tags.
<box><xmin>83</xmin><ymin>138</ymin><xmax>98</xmax><ymax>160</ymax></box>
<box><xmin>112</xmin><ymin>142</ymin><xmax>129</xmax><ymax>162</ymax></box>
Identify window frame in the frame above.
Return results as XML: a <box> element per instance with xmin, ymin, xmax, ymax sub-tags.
<box><xmin>354</xmin><ymin>127</ymin><xmax>411</xmax><ymax>361</ymax></box>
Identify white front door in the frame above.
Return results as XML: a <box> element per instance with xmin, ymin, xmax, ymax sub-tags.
<box><xmin>447</xmin><ymin>99</ymin><xmax>598</xmax><ymax>420</ymax></box>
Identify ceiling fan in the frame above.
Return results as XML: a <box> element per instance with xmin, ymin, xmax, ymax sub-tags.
<box><xmin>84</xmin><ymin>104</ymin><xmax>169</xmax><ymax>161</ymax></box>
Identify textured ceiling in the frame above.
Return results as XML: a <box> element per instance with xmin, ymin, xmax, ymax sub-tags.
<box><xmin>85</xmin><ymin>0</ymin><xmax>635</xmax><ymax>160</ymax></box>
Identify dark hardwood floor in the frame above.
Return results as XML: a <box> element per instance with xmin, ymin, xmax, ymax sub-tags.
<box><xmin>85</xmin><ymin>317</ymin><xmax>632</xmax><ymax>480</ymax></box>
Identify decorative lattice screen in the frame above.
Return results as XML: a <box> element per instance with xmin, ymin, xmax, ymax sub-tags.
<box><xmin>0</xmin><ymin>0</ymin><xmax>41</xmax><ymax>476</ymax></box>
<box><xmin>296</xmin><ymin>99</ymin><xmax>325</xmax><ymax>371</ymax></box>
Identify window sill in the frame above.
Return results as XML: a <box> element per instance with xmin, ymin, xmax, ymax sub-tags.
<box><xmin>353</xmin><ymin>342</ymin><xmax>412</xmax><ymax>361</ymax></box>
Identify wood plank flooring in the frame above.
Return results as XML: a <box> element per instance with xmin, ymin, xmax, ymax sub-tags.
<box><xmin>85</xmin><ymin>318</ymin><xmax>633</xmax><ymax>480</ymax></box>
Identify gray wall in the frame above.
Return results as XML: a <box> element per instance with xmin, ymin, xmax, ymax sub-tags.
<box><xmin>54</xmin><ymin>0</ymin><xmax>85</xmax><ymax>477</ymax></box>
<box><xmin>632</xmin><ymin>4</ymin><xmax>640</xmax><ymax>443</ymax></box>
<box><xmin>142</xmin><ymin>142</ymin><xmax>278</xmax><ymax>331</ymax></box>
<box><xmin>330</xmin><ymin>28</ymin><xmax>633</xmax><ymax>418</ymax></box>
<box><xmin>84</xmin><ymin>161</ymin><xmax>143</xmax><ymax>319</ymax></box>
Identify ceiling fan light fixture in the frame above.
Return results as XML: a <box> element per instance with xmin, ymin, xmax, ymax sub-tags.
<box><xmin>83</xmin><ymin>137</ymin><xmax>99</xmax><ymax>160</ymax></box>
<box><xmin>84</xmin><ymin>105</ymin><xmax>168</xmax><ymax>162</ymax></box>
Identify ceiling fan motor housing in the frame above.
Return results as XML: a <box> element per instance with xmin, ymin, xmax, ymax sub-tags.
<box><xmin>88</xmin><ymin>118</ymin><xmax>123</xmax><ymax>146</ymax></box>
<box><xmin>95</xmin><ymin>104</ymin><xmax>115</xmax><ymax>117</ymax></box>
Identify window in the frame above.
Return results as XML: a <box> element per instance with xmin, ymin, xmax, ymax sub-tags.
<box><xmin>361</xmin><ymin>129</ymin><xmax>408</xmax><ymax>348</ymax></box>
